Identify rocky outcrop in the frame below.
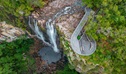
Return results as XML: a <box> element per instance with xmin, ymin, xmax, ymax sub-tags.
<box><xmin>0</xmin><ymin>22</ymin><xmax>25</xmax><ymax>42</ymax></box>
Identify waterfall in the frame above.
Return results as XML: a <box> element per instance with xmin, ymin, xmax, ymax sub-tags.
<box><xmin>46</xmin><ymin>19</ymin><xmax>59</xmax><ymax>53</ymax></box>
<box><xmin>29</xmin><ymin>17</ymin><xmax>58</xmax><ymax>52</ymax></box>
<box><xmin>28</xmin><ymin>17</ymin><xmax>51</xmax><ymax>46</ymax></box>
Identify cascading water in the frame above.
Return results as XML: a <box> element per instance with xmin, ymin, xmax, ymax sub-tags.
<box><xmin>29</xmin><ymin>16</ymin><xmax>60</xmax><ymax>53</ymax></box>
<box><xmin>28</xmin><ymin>17</ymin><xmax>51</xmax><ymax>46</ymax></box>
<box><xmin>46</xmin><ymin>19</ymin><xmax>59</xmax><ymax>52</ymax></box>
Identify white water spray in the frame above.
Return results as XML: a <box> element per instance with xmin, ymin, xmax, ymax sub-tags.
<box><xmin>28</xmin><ymin>17</ymin><xmax>51</xmax><ymax>46</ymax></box>
<box><xmin>46</xmin><ymin>19</ymin><xmax>59</xmax><ymax>52</ymax></box>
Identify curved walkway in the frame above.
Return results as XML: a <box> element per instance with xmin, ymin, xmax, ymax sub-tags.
<box><xmin>70</xmin><ymin>8</ymin><xmax>96</xmax><ymax>56</ymax></box>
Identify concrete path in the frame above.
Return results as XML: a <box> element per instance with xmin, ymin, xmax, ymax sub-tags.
<box><xmin>70</xmin><ymin>8</ymin><xmax>96</xmax><ymax>56</ymax></box>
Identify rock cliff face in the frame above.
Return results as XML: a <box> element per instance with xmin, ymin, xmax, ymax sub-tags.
<box><xmin>31</xmin><ymin>0</ymin><xmax>103</xmax><ymax>73</ymax></box>
<box><xmin>0</xmin><ymin>22</ymin><xmax>25</xmax><ymax>42</ymax></box>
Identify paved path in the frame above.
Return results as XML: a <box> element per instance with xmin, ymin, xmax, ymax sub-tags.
<box><xmin>70</xmin><ymin>8</ymin><xmax>96</xmax><ymax>56</ymax></box>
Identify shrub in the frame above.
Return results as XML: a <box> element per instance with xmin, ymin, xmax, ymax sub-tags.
<box><xmin>0</xmin><ymin>38</ymin><xmax>35</xmax><ymax>74</ymax></box>
<box><xmin>56</xmin><ymin>63</ymin><xmax>79</xmax><ymax>74</ymax></box>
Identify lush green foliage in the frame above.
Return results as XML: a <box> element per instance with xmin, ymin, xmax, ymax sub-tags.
<box><xmin>82</xmin><ymin>0</ymin><xmax>126</xmax><ymax>73</ymax></box>
<box><xmin>0</xmin><ymin>0</ymin><xmax>45</xmax><ymax>29</ymax></box>
<box><xmin>0</xmin><ymin>38</ymin><xmax>35</xmax><ymax>74</ymax></box>
<box><xmin>56</xmin><ymin>63</ymin><xmax>78</xmax><ymax>74</ymax></box>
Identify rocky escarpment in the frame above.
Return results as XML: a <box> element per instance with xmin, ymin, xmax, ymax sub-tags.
<box><xmin>31</xmin><ymin>0</ymin><xmax>103</xmax><ymax>73</ymax></box>
<box><xmin>0</xmin><ymin>22</ymin><xmax>25</xmax><ymax>42</ymax></box>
